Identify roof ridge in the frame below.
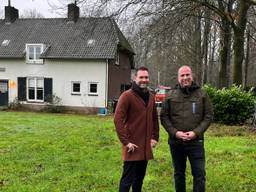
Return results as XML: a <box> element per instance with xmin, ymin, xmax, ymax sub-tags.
<box><xmin>0</xmin><ymin>16</ymin><xmax>112</xmax><ymax>21</ymax></box>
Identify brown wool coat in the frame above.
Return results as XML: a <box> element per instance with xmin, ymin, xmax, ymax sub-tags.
<box><xmin>114</xmin><ymin>89</ymin><xmax>159</xmax><ymax>161</ymax></box>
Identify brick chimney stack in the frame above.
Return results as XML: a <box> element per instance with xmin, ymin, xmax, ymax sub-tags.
<box><xmin>67</xmin><ymin>2</ymin><xmax>80</xmax><ymax>23</ymax></box>
<box><xmin>5</xmin><ymin>1</ymin><xmax>19</xmax><ymax>24</ymax></box>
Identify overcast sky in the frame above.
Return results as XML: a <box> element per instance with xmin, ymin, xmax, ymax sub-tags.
<box><xmin>0</xmin><ymin>0</ymin><xmax>139</xmax><ymax>35</ymax></box>
<box><xmin>1</xmin><ymin>0</ymin><xmax>72</xmax><ymax>18</ymax></box>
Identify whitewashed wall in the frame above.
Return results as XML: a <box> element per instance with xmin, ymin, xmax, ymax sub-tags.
<box><xmin>0</xmin><ymin>59</ymin><xmax>108</xmax><ymax>108</ymax></box>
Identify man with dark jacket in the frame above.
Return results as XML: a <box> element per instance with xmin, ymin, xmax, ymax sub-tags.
<box><xmin>114</xmin><ymin>66</ymin><xmax>159</xmax><ymax>192</ymax></box>
<box><xmin>160</xmin><ymin>65</ymin><xmax>213</xmax><ymax>192</ymax></box>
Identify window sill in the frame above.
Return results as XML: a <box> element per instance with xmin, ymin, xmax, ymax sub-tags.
<box><xmin>26</xmin><ymin>60</ymin><xmax>44</xmax><ymax>64</ymax></box>
<box><xmin>26</xmin><ymin>100</ymin><xmax>44</xmax><ymax>103</ymax></box>
<box><xmin>71</xmin><ymin>93</ymin><xmax>81</xmax><ymax>96</ymax></box>
<box><xmin>88</xmin><ymin>93</ymin><xmax>98</xmax><ymax>96</ymax></box>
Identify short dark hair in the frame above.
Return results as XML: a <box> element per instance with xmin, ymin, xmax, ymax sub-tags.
<box><xmin>135</xmin><ymin>66</ymin><xmax>148</xmax><ymax>75</ymax></box>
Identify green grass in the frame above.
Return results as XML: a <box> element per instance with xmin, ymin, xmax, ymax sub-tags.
<box><xmin>0</xmin><ymin>111</ymin><xmax>256</xmax><ymax>192</ymax></box>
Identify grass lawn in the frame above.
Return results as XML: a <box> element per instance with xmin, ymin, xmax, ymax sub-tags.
<box><xmin>0</xmin><ymin>111</ymin><xmax>256</xmax><ymax>192</ymax></box>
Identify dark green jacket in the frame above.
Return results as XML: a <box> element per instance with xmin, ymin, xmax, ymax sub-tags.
<box><xmin>160</xmin><ymin>84</ymin><xmax>213</xmax><ymax>141</ymax></box>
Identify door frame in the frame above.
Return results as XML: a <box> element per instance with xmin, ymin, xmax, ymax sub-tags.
<box><xmin>0</xmin><ymin>79</ymin><xmax>9</xmax><ymax>106</ymax></box>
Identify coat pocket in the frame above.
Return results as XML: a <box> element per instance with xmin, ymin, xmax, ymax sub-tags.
<box><xmin>190</xmin><ymin>98</ymin><xmax>202</xmax><ymax>115</ymax></box>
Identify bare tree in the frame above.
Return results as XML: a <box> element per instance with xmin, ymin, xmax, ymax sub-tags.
<box><xmin>20</xmin><ymin>9</ymin><xmax>45</xmax><ymax>18</ymax></box>
<box><xmin>52</xmin><ymin>0</ymin><xmax>256</xmax><ymax>87</ymax></box>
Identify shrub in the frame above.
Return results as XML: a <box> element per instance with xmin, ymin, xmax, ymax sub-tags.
<box><xmin>203</xmin><ymin>84</ymin><xmax>255</xmax><ymax>125</ymax></box>
<box><xmin>8</xmin><ymin>97</ymin><xmax>22</xmax><ymax>110</ymax></box>
<box><xmin>43</xmin><ymin>94</ymin><xmax>65</xmax><ymax>113</ymax></box>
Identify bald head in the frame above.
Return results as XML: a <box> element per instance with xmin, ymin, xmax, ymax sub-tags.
<box><xmin>178</xmin><ymin>65</ymin><xmax>193</xmax><ymax>87</ymax></box>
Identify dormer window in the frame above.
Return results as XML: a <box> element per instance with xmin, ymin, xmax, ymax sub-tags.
<box><xmin>87</xmin><ymin>39</ymin><xmax>95</xmax><ymax>46</ymax></box>
<box><xmin>26</xmin><ymin>44</ymin><xmax>44</xmax><ymax>64</ymax></box>
<box><xmin>1</xmin><ymin>40</ymin><xmax>10</xmax><ymax>46</ymax></box>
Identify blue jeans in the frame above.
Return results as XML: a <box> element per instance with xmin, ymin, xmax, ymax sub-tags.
<box><xmin>170</xmin><ymin>141</ymin><xmax>206</xmax><ymax>192</ymax></box>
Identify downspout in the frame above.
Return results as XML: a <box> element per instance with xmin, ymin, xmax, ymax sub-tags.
<box><xmin>105</xmin><ymin>59</ymin><xmax>109</xmax><ymax>110</ymax></box>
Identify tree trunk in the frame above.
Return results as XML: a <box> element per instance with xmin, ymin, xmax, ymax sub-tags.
<box><xmin>232</xmin><ymin>1</ymin><xmax>250</xmax><ymax>85</ymax></box>
<box><xmin>209</xmin><ymin>23</ymin><xmax>218</xmax><ymax>86</ymax></box>
<box><xmin>202</xmin><ymin>9</ymin><xmax>211</xmax><ymax>85</ymax></box>
<box><xmin>218</xmin><ymin>0</ymin><xmax>233</xmax><ymax>88</ymax></box>
<box><xmin>244</xmin><ymin>29</ymin><xmax>250</xmax><ymax>88</ymax></box>
<box><xmin>193</xmin><ymin>14</ymin><xmax>202</xmax><ymax>85</ymax></box>
<box><xmin>219</xmin><ymin>19</ymin><xmax>232</xmax><ymax>88</ymax></box>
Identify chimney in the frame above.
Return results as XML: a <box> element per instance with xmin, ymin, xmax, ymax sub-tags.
<box><xmin>5</xmin><ymin>5</ymin><xmax>19</xmax><ymax>23</ymax></box>
<box><xmin>67</xmin><ymin>2</ymin><xmax>79</xmax><ymax>23</ymax></box>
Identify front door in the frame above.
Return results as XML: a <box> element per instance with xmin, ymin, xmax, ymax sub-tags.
<box><xmin>0</xmin><ymin>80</ymin><xmax>8</xmax><ymax>106</ymax></box>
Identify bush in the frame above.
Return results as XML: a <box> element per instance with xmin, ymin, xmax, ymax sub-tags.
<box><xmin>8</xmin><ymin>97</ymin><xmax>22</xmax><ymax>110</ymax></box>
<box><xmin>43</xmin><ymin>94</ymin><xmax>65</xmax><ymax>113</ymax></box>
<box><xmin>203</xmin><ymin>84</ymin><xmax>255</xmax><ymax>125</ymax></box>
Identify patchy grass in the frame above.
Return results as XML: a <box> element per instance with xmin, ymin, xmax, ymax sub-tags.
<box><xmin>0</xmin><ymin>112</ymin><xmax>256</xmax><ymax>192</ymax></box>
<box><xmin>207</xmin><ymin>123</ymin><xmax>256</xmax><ymax>137</ymax></box>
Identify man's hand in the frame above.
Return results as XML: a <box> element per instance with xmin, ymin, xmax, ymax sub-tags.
<box><xmin>175</xmin><ymin>131</ymin><xmax>189</xmax><ymax>140</ymax></box>
<box><xmin>185</xmin><ymin>131</ymin><xmax>196</xmax><ymax>140</ymax></box>
<box><xmin>176</xmin><ymin>131</ymin><xmax>196</xmax><ymax>141</ymax></box>
<box><xmin>151</xmin><ymin>139</ymin><xmax>158</xmax><ymax>148</ymax></box>
<box><xmin>126</xmin><ymin>143</ymin><xmax>138</xmax><ymax>152</ymax></box>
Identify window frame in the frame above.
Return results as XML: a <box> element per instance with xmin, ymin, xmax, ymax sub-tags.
<box><xmin>115</xmin><ymin>51</ymin><xmax>120</xmax><ymax>65</ymax></box>
<box><xmin>27</xmin><ymin>77</ymin><xmax>44</xmax><ymax>102</ymax></box>
<box><xmin>26</xmin><ymin>44</ymin><xmax>44</xmax><ymax>64</ymax></box>
<box><xmin>88</xmin><ymin>82</ymin><xmax>98</xmax><ymax>96</ymax></box>
<box><xmin>71</xmin><ymin>81</ymin><xmax>81</xmax><ymax>95</ymax></box>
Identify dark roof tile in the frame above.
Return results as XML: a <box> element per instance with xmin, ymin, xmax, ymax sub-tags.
<box><xmin>0</xmin><ymin>17</ymin><xmax>134</xmax><ymax>59</ymax></box>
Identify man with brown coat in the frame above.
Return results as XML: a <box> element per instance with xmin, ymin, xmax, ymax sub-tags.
<box><xmin>114</xmin><ymin>66</ymin><xmax>159</xmax><ymax>192</ymax></box>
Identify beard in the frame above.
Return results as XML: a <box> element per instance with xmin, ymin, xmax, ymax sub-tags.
<box><xmin>139</xmin><ymin>83</ymin><xmax>148</xmax><ymax>89</ymax></box>
<box><xmin>180</xmin><ymin>80</ymin><xmax>192</xmax><ymax>88</ymax></box>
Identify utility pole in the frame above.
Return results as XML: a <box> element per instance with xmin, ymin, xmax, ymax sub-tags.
<box><xmin>158</xmin><ymin>71</ymin><xmax>160</xmax><ymax>86</ymax></box>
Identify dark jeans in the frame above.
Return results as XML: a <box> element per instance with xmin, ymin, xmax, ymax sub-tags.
<box><xmin>170</xmin><ymin>141</ymin><xmax>206</xmax><ymax>192</ymax></box>
<box><xmin>119</xmin><ymin>160</ymin><xmax>148</xmax><ymax>192</ymax></box>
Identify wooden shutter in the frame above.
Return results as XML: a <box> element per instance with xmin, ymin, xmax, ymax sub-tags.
<box><xmin>44</xmin><ymin>78</ymin><xmax>53</xmax><ymax>102</ymax></box>
<box><xmin>17</xmin><ymin>77</ymin><xmax>26</xmax><ymax>101</ymax></box>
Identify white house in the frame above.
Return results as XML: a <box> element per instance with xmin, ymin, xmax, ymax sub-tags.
<box><xmin>0</xmin><ymin>3</ymin><xmax>134</xmax><ymax>113</ymax></box>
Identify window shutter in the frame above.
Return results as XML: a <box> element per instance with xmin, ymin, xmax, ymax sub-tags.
<box><xmin>44</xmin><ymin>78</ymin><xmax>53</xmax><ymax>102</ymax></box>
<box><xmin>17</xmin><ymin>77</ymin><xmax>26</xmax><ymax>101</ymax></box>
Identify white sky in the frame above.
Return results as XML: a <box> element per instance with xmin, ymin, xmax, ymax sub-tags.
<box><xmin>1</xmin><ymin>0</ymin><xmax>73</xmax><ymax>18</ymax></box>
<box><xmin>0</xmin><ymin>0</ymin><xmax>140</xmax><ymax>35</ymax></box>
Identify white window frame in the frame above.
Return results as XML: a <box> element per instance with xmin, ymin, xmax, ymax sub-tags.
<box><xmin>26</xmin><ymin>44</ymin><xmax>44</xmax><ymax>64</ymax></box>
<box><xmin>88</xmin><ymin>82</ymin><xmax>98</xmax><ymax>96</ymax></box>
<box><xmin>27</xmin><ymin>77</ymin><xmax>44</xmax><ymax>102</ymax></box>
<box><xmin>71</xmin><ymin>81</ymin><xmax>81</xmax><ymax>95</ymax></box>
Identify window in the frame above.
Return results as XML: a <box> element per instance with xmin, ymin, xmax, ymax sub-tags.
<box><xmin>115</xmin><ymin>51</ymin><xmax>119</xmax><ymax>65</ymax></box>
<box><xmin>27</xmin><ymin>77</ymin><xmax>44</xmax><ymax>102</ymax></box>
<box><xmin>26</xmin><ymin>44</ymin><xmax>44</xmax><ymax>64</ymax></box>
<box><xmin>87</xmin><ymin>39</ymin><xmax>95</xmax><ymax>46</ymax></box>
<box><xmin>88</xmin><ymin>82</ymin><xmax>98</xmax><ymax>95</ymax></box>
<box><xmin>71</xmin><ymin>81</ymin><xmax>81</xmax><ymax>95</ymax></box>
<box><xmin>1</xmin><ymin>40</ymin><xmax>10</xmax><ymax>46</ymax></box>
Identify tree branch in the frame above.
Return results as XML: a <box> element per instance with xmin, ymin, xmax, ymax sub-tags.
<box><xmin>246</xmin><ymin>0</ymin><xmax>256</xmax><ymax>5</ymax></box>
